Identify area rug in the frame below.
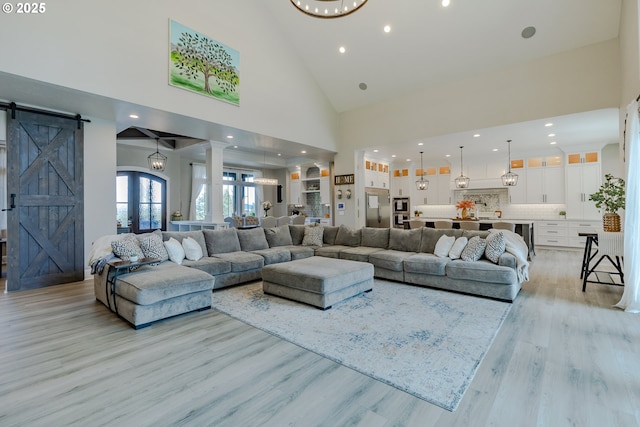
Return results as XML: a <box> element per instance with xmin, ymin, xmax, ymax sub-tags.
<box><xmin>210</xmin><ymin>280</ymin><xmax>511</xmax><ymax>411</ymax></box>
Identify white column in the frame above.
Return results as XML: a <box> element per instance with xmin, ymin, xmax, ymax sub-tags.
<box><xmin>206</xmin><ymin>141</ymin><xmax>227</xmax><ymax>224</ymax></box>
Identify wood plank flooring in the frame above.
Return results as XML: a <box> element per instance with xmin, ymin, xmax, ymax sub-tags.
<box><xmin>1</xmin><ymin>249</ymin><xmax>639</xmax><ymax>427</ymax></box>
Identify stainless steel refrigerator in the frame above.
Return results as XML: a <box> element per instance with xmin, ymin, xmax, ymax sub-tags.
<box><xmin>365</xmin><ymin>188</ymin><xmax>391</xmax><ymax>228</ymax></box>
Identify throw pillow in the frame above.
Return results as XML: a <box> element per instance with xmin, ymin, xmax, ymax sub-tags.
<box><xmin>434</xmin><ymin>235</ymin><xmax>456</xmax><ymax>258</ymax></box>
<box><xmin>335</xmin><ymin>225</ymin><xmax>361</xmax><ymax>247</ymax></box>
<box><xmin>182</xmin><ymin>236</ymin><xmax>203</xmax><ymax>261</ymax></box>
<box><xmin>302</xmin><ymin>225</ymin><xmax>324</xmax><ymax>246</ymax></box>
<box><xmin>484</xmin><ymin>231</ymin><xmax>506</xmax><ymax>263</ymax></box>
<box><xmin>111</xmin><ymin>236</ymin><xmax>141</xmax><ymax>261</ymax></box>
<box><xmin>138</xmin><ymin>231</ymin><xmax>169</xmax><ymax>262</ymax></box>
<box><xmin>448</xmin><ymin>236</ymin><xmax>468</xmax><ymax>260</ymax></box>
<box><xmin>264</xmin><ymin>225</ymin><xmax>294</xmax><ymax>247</ymax></box>
<box><xmin>460</xmin><ymin>236</ymin><xmax>487</xmax><ymax>262</ymax></box>
<box><xmin>164</xmin><ymin>237</ymin><xmax>186</xmax><ymax>265</ymax></box>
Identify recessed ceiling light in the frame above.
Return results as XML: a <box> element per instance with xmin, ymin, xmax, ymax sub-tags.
<box><xmin>550</xmin><ymin>141</ymin><xmax>557</xmax><ymax>145</ymax></box>
<box><xmin>521</xmin><ymin>26</ymin><xmax>536</xmax><ymax>39</ymax></box>
<box><xmin>373</xmin><ymin>149</ymin><xmax>379</xmax><ymax>153</ymax></box>
<box><xmin>406</xmin><ymin>158</ymin><xmax>411</xmax><ymax>162</ymax></box>
<box><xmin>473</xmin><ymin>134</ymin><xmax>480</xmax><ymax>138</ymax></box>
<box><xmin>277</xmin><ymin>153</ymin><xmax>282</xmax><ymax>156</ymax></box>
<box><xmin>233</xmin><ymin>145</ymin><xmax>238</xmax><ymax>148</ymax></box>
<box><xmin>418</xmin><ymin>142</ymin><xmax>424</xmax><ymax>146</ymax></box>
<box><xmin>442</xmin><ymin>0</ymin><xmax>450</xmax><ymax>6</ymax></box>
<box><xmin>226</xmin><ymin>135</ymin><xmax>233</xmax><ymax>139</ymax></box>
<box><xmin>492</xmin><ymin>148</ymin><xmax>499</xmax><ymax>152</ymax></box>
<box><xmin>445</xmin><ymin>154</ymin><xmax>451</xmax><ymax>158</ymax></box>
<box><xmin>301</xmin><ymin>150</ymin><xmax>307</xmax><ymax>154</ymax></box>
<box><xmin>339</xmin><ymin>46</ymin><xmax>346</xmax><ymax>54</ymax></box>
<box><xmin>359</xmin><ymin>82</ymin><xmax>368</xmax><ymax>90</ymax></box>
<box><xmin>545</xmin><ymin>123</ymin><xmax>553</xmax><ymax>127</ymax></box>
<box><xmin>129</xmin><ymin>114</ymin><xmax>139</xmax><ymax>119</ymax></box>
<box><xmin>548</xmin><ymin>133</ymin><xmax>556</xmax><ymax>137</ymax></box>
<box><xmin>383</xmin><ymin>25</ymin><xmax>391</xmax><ymax>33</ymax></box>
<box><xmin>391</xmin><ymin>154</ymin><xmax>396</xmax><ymax>158</ymax></box>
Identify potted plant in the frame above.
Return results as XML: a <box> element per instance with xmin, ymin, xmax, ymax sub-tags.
<box><xmin>558</xmin><ymin>210</ymin><xmax>566</xmax><ymax>218</ymax></box>
<box><xmin>589</xmin><ymin>174</ymin><xmax>625</xmax><ymax>232</ymax></box>
<box><xmin>455</xmin><ymin>199</ymin><xmax>475</xmax><ymax>219</ymax></box>
<box><xmin>414</xmin><ymin>210</ymin><xmax>422</xmax><ymax>217</ymax></box>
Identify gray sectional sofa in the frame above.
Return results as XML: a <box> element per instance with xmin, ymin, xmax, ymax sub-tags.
<box><xmin>93</xmin><ymin>224</ymin><xmax>523</xmax><ymax>328</ymax></box>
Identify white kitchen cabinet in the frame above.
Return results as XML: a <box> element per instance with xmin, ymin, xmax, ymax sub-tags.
<box><xmin>566</xmin><ymin>220</ymin><xmax>600</xmax><ymax>247</ymax></box>
<box><xmin>525</xmin><ymin>166</ymin><xmax>564</xmax><ymax>204</ymax></box>
<box><xmin>392</xmin><ymin>168</ymin><xmax>411</xmax><ymax>197</ymax></box>
<box><xmin>535</xmin><ymin>221</ymin><xmax>568</xmax><ymax>247</ymax></box>
<box><xmin>288</xmin><ymin>172</ymin><xmax>301</xmax><ymax>204</ymax></box>
<box><xmin>565</xmin><ymin>162</ymin><xmax>601</xmax><ymax>220</ymax></box>
<box><xmin>320</xmin><ymin>177</ymin><xmax>330</xmax><ymax>204</ymax></box>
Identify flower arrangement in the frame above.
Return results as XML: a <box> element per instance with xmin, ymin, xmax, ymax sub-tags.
<box><xmin>262</xmin><ymin>200</ymin><xmax>273</xmax><ymax>216</ymax></box>
<box><xmin>455</xmin><ymin>199</ymin><xmax>475</xmax><ymax>210</ymax></box>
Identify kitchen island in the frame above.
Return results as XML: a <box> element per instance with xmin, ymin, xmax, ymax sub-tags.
<box><xmin>412</xmin><ymin>218</ymin><xmax>535</xmax><ymax>260</ymax></box>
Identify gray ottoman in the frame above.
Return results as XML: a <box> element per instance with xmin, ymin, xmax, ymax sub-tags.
<box><xmin>261</xmin><ymin>256</ymin><xmax>374</xmax><ymax>309</ymax></box>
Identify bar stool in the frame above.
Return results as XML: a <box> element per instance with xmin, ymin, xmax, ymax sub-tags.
<box><xmin>493</xmin><ymin>222</ymin><xmax>516</xmax><ymax>232</ymax></box>
<box><xmin>409</xmin><ymin>219</ymin><xmax>424</xmax><ymax>229</ymax></box>
<box><xmin>459</xmin><ymin>221</ymin><xmax>480</xmax><ymax>230</ymax></box>
<box><xmin>582</xmin><ymin>231</ymin><xmax>624</xmax><ymax>291</ymax></box>
<box><xmin>434</xmin><ymin>220</ymin><xmax>453</xmax><ymax>229</ymax></box>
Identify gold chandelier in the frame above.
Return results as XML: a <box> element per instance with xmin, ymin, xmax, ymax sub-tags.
<box><xmin>290</xmin><ymin>0</ymin><xmax>368</xmax><ymax>19</ymax></box>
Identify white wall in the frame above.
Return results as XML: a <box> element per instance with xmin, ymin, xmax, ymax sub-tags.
<box><xmin>84</xmin><ymin>117</ymin><xmax>118</xmax><ymax>275</ymax></box>
<box><xmin>0</xmin><ymin>1</ymin><xmax>338</xmax><ymax>152</ymax></box>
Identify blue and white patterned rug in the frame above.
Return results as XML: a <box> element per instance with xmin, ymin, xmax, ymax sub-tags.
<box><xmin>211</xmin><ymin>280</ymin><xmax>511</xmax><ymax>411</ymax></box>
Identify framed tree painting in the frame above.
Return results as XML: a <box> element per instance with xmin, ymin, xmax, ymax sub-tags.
<box><xmin>169</xmin><ymin>19</ymin><xmax>240</xmax><ymax>106</ymax></box>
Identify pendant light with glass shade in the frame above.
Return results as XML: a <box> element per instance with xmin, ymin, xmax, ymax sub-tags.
<box><xmin>415</xmin><ymin>151</ymin><xmax>429</xmax><ymax>190</ymax></box>
<box><xmin>454</xmin><ymin>146</ymin><xmax>470</xmax><ymax>188</ymax></box>
<box><xmin>501</xmin><ymin>139</ymin><xmax>519</xmax><ymax>186</ymax></box>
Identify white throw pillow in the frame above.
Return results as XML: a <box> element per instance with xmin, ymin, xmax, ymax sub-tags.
<box><xmin>434</xmin><ymin>234</ymin><xmax>456</xmax><ymax>258</ymax></box>
<box><xmin>182</xmin><ymin>236</ymin><xmax>203</xmax><ymax>261</ymax></box>
<box><xmin>164</xmin><ymin>237</ymin><xmax>185</xmax><ymax>265</ymax></box>
<box><xmin>448</xmin><ymin>236</ymin><xmax>468</xmax><ymax>259</ymax></box>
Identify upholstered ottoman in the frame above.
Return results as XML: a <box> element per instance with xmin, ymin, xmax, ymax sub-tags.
<box><xmin>261</xmin><ymin>256</ymin><xmax>374</xmax><ymax>309</ymax></box>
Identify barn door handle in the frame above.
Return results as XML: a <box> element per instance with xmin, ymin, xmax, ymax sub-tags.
<box><xmin>2</xmin><ymin>194</ymin><xmax>16</xmax><ymax>211</ymax></box>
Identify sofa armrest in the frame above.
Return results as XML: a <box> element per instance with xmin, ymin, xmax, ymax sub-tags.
<box><xmin>497</xmin><ymin>252</ymin><xmax>516</xmax><ymax>270</ymax></box>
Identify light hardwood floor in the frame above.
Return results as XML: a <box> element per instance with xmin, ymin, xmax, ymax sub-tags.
<box><xmin>1</xmin><ymin>249</ymin><xmax>639</xmax><ymax>427</ymax></box>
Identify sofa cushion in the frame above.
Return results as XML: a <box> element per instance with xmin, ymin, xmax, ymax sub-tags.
<box><xmin>460</xmin><ymin>236</ymin><xmax>487</xmax><ymax>262</ymax></box>
<box><xmin>446</xmin><ymin>259</ymin><xmax>516</xmax><ymax>285</ymax></box>
<box><xmin>302</xmin><ymin>225</ymin><xmax>324</xmax><ymax>246</ymax></box>
<box><xmin>314</xmin><ymin>245</ymin><xmax>349</xmax><ymax>259</ymax></box>
<box><xmin>323</xmin><ymin>226</ymin><xmax>340</xmax><ymax>246</ymax></box>
<box><xmin>183</xmin><ymin>256</ymin><xmax>232</xmax><ymax>275</ymax></box>
<box><xmin>404</xmin><ymin>253</ymin><xmax>450</xmax><ymax>276</ymax></box>
<box><xmin>335</xmin><ymin>225</ymin><xmax>361</xmax><ymax>247</ymax></box>
<box><xmin>213</xmin><ymin>251</ymin><xmax>264</xmax><ymax>272</ymax></box>
<box><xmin>420</xmin><ymin>228</ymin><xmax>463</xmax><ymax>254</ymax></box>
<box><xmin>388</xmin><ymin>228</ymin><xmax>422</xmax><ymax>252</ymax></box>
<box><xmin>288</xmin><ymin>224</ymin><xmax>306</xmax><ymax>245</ymax></box>
<box><xmin>369</xmin><ymin>249</ymin><xmax>416</xmax><ymax>272</ymax></box>
<box><xmin>484</xmin><ymin>231</ymin><xmax>506</xmax><ymax>263</ymax></box>
<box><xmin>162</xmin><ymin>230</ymin><xmax>208</xmax><ymax>256</ymax></box>
<box><xmin>111</xmin><ymin>235</ymin><xmax>141</xmax><ymax>262</ymax></box>
<box><xmin>361</xmin><ymin>227</ymin><xmax>389</xmax><ymax>249</ymax></box>
<box><xmin>339</xmin><ymin>246</ymin><xmax>385</xmax><ymax>262</ymax></box>
<box><xmin>264</xmin><ymin>225</ymin><xmax>293</xmax><ymax>247</ymax></box>
<box><xmin>204</xmin><ymin>229</ymin><xmax>241</xmax><ymax>255</ymax></box>
<box><xmin>448</xmin><ymin>236</ymin><xmax>468</xmax><ymax>260</ymax></box>
<box><xmin>434</xmin><ymin>235</ymin><xmax>456</xmax><ymax>257</ymax></box>
<box><xmin>182</xmin><ymin>236</ymin><xmax>203</xmax><ymax>261</ymax></box>
<box><xmin>164</xmin><ymin>237</ymin><xmax>186</xmax><ymax>264</ymax></box>
<box><xmin>137</xmin><ymin>230</ymin><xmax>169</xmax><ymax>262</ymax></box>
<box><xmin>237</xmin><ymin>227</ymin><xmax>270</xmax><ymax>251</ymax></box>
<box><xmin>251</xmin><ymin>247</ymin><xmax>292</xmax><ymax>265</ymax></box>
<box><xmin>114</xmin><ymin>262</ymin><xmax>214</xmax><ymax>306</ymax></box>
<box><xmin>285</xmin><ymin>245</ymin><xmax>316</xmax><ymax>260</ymax></box>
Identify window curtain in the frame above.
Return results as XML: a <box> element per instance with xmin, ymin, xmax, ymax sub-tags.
<box><xmin>615</xmin><ymin>99</ymin><xmax>640</xmax><ymax>313</ymax></box>
<box><xmin>189</xmin><ymin>163</ymin><xmax>207</xmax><ymax>221</ymax></box>
<box><xmin>0</xmin><ymin>145</ymin><xmax>6</xmax><ymax>232</ymax></box>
